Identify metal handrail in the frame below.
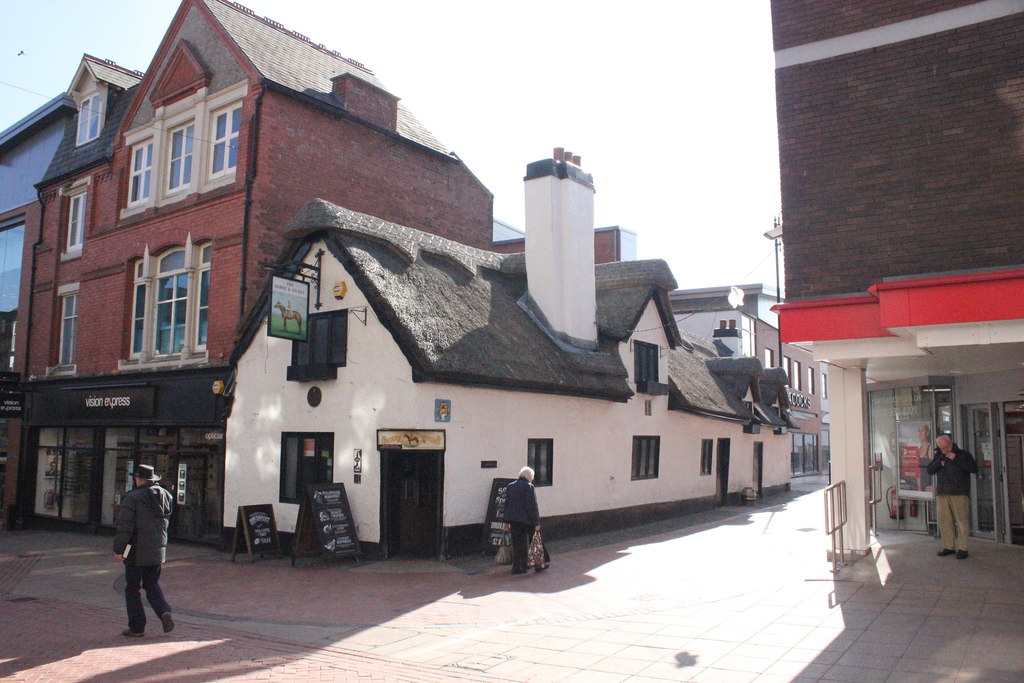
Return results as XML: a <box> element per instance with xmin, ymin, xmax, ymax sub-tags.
<box><xmin>867</xmin><ymin>465</ymin><xmax>882</xmax><ymax>537</ymax></box>
<box><xmin>824</xmin><ymin>480</ymin><xmax>848</xmax><ymax>573</ymax></box>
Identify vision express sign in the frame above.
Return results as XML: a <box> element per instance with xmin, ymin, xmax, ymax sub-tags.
<box><xmin>66</xmin><ymin>386</ymin><xmax>156</xmax><ymax>419</ymax></box>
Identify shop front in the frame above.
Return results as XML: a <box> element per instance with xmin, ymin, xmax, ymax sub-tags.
<box><xmin>20</xmin><ymin>369</ymin><xmax>228</xmax><ymax>544</ymax></box>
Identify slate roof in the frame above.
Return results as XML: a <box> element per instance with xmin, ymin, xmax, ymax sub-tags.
<box><xmin>203</xmin><ymin>0</ymin><xmax>447</xmax><ymax>154</ymax></box>
<box><xmin>236</xmin><ymin>198</ymin><xmax>786</xmax><ymax>423</ymax></box>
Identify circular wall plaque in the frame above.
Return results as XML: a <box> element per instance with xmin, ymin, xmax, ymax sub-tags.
<box><xmin>307</xmin><ymin>386</ymin><xmax>322</xmax><ymax>407</ymax></box>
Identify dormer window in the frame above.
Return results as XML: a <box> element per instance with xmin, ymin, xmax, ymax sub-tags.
<box><xmin>168</xmin><ymin>123</ymin><xmax>195</xmax><ymax>192</ymax></box>
<box><xmin>633</xmin><ymin>341</ymin><xmax>668</xmax><ymax>395</ymax></box>
<box><xmin>76</xmin><ymin>93</ymin><xmax>103</xmax><ymax>145</ymax></box>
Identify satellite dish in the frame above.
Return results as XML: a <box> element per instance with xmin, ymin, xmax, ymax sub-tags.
<box><xmin>728</xmin><ymin>286</ymin><xmax>745</xmax><ymax>309</ymax></box>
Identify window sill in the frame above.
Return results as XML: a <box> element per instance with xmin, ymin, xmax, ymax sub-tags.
<box><xmin>61</xmin><ymin>249</ymin><xmax>83</xmax><ymax>262</ymax></box>
<box><xmin>46</xmin><ymin>364</ymin><xmax>77</xmax><ymax>377</ymax></box>
<box><xmin>118</xmin><ymin>350</ymin><xmax>209</xmax><ymax>372</ymax></box>
<box><xmin>286</xmin><ymin>364</ymin><xmax>339</xmax><ymax>382</ymax></box>
<box><xmin>635</xmin><ymin>380</ymin><xmax>668</xmax><ymax>396</ymax></box>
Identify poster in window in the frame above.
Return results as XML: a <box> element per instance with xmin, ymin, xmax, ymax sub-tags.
<box><xmin>897</xmin><ymin>420</ymin><xmax>934</xmax><ymax>498</ymax></box>
<box><xmin>267</xmin><ymin>276</ymin><xmax>309</xmax><ymax>342</ymax></box>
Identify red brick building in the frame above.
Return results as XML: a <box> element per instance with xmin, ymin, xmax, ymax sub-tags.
<box><xmin>772</xmin><ymin>1</ymin><xmax>1024</xmax><ymax>551</ymax></box>
<box><xmin>17</xmin><ymin>0</ymin><xmax>492</xmax><ymax>540</ymax></box>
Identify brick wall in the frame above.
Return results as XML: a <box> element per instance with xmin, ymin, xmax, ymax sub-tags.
<box><xmin>776</xmin><ymin>11</ymin><xmax>1024</xmax><ymax>299</ymax></box>
<box><xmin>248</xmin><ymin>91</ymin><xmax>493</xmax><ymax>309</ymax></box>
<box><xmin>771</xmin><ymin>0</ymin><xmax>975</xmax><ymax>51</ymax></box>
<box><xmin>27</xmin><ymin>85</ymin><xmax>494</xmax><ymax>378</ymax></box>
<box><xmin>489</xmin><ymin>229</ymin><xmax>625</xmax><ymax>264</ymax></box>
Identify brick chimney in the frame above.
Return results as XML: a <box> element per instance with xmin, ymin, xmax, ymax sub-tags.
<box><xmin>331</xmin><ymin>72</ymin><xmax>398</xmax><ymax>132</ymax></box>
<box><xmin>523</xmin><ymin>147</ymin><xmax>598</xmax><ymax>349</ymax></box>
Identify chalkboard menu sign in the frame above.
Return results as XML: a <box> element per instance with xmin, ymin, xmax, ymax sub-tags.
<box><xmin>292</xmin><ymin>483</ymin><xmax>360</xmax><ymax>564</ymax></box>
<box><xmin>483</xmin><ymin>478</ymin><xmax>515</xmax><ymax>553</ymax></box>
<box><xmin>231</xmin><ymin>504</ymin><xmax>281</xmax><ymax>562</ymax></box>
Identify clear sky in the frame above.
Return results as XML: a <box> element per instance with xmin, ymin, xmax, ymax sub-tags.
<box><xmin>0</xmin><ymin>0</ymin><xmax>783</xmax><ymax>292</ymax></box>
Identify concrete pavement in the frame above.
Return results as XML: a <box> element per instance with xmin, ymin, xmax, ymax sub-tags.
<box><xmin>3</xmin><ymin>477</ymin><xmax>1024</xmax><ymax>681</ymax></box>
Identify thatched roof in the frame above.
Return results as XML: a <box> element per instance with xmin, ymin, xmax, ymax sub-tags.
<box><xmin>237</xmin><ymin>198</ymin><xmax>784</xmax><ymax>420</ymax></box>
<box><xmin>666</xmin><ymin>331</ymin><xmax>790</xmax><ymax>425</ymax></box>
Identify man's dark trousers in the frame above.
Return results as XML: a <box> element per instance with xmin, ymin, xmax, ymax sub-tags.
<box><xmin>125</xmin><ymin>563</ymin><xmax>171</xmax><ymax>633</ymax></box>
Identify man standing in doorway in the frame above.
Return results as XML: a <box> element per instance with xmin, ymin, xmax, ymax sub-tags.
<box><xmin>113</xmin><ymin>464</ymin><xmax>175</xmax><ymax>636</ymax></box>
<box><xmin>927</xmin><ymin>435</ymin><xmax>978</xmax><ymax>559</ymax></box>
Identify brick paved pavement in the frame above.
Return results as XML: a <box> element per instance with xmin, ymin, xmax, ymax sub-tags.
<box><xmin>3</xmin><ymin>478</ymin><xmax>1024</xmax><ymax>681</ymax></box>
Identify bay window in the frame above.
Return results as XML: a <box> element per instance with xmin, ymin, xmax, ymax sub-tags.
<box><xmin>168</xmin><ymin>123</ymin><xmax>195</xmax><ymax>191</ymax></box>
<box><xmin>129</xmin><ymin>242</ymin><xmax>211</xmax><ymax>361</ymax></box>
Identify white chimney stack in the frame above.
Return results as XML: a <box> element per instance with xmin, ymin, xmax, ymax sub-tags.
<box><xmin>523</xmin><ymin>148</ymin><xmax>597</xmax><ymax>349</ymax></box>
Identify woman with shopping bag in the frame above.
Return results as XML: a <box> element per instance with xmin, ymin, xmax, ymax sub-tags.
<box><xmin>502</xmin><ymin>466</ymin><xmax>548</xmax><ymax>574</ymax></box>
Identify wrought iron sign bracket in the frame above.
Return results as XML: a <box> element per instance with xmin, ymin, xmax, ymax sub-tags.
<box><xmin>262</xmin><ymin>249</ymin><xmax>324</xmax><ymax>310</ymax></box>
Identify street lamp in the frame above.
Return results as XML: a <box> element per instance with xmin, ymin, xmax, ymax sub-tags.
<box><xmin>763</xmin><ymin>217</ymin><xmax>783</xmax><ymax>368</ymax></box>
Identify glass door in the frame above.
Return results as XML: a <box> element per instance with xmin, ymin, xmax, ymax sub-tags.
<box><xmin>962</xmin><ymin>404</ymin><xmax>1004</xmax><ymax>542</ymax></box>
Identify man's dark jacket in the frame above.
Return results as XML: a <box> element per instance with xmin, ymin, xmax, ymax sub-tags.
<box><xmin>926</xmin><ymin>444</ymin><xmax>978</xmax><ymax>496</ymax></box>
<box><xmin>113</xmin><ymin>482</ymin><xmax>173</xmax><ymax>565</ymax></box>
<box><xmin>503</xmin><ymin>477</ymin><xmax>539</xmax><ymax>527</ymax></box>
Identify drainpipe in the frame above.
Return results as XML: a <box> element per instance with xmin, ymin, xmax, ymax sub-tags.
<box><xmin>239</xmin><ymin>80</ymin><xmax>266</xmax><ymax>321</ymax></box>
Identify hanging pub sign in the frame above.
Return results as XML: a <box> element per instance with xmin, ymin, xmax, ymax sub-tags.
<box><xmin>377</xmin><ymin>429</ymin><xmax>445</xmax><ymax>451</ymax></box>
<box><xmin>268</xmin><ymin>276</ymin><xmax>309</xmax><ymax>342</ymax></box>
<box><xmin>291</xmin><ymin>483</ymin><xmax>360</xmax><ymax>564</ymax></box>
<box><xmin>231</xmin><ymin>504</ymin><xmax>282</xmax><ymax>562</ymax></box>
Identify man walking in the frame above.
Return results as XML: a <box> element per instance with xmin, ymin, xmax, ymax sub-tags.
<box><xmin>926</xmin><ymin>435</ymin><xmax>978</xmax><ymax>559</ymax></box>
<box><xmin>113</xmin><ymin>464</ymin><xmax>175</xmax><ymax>636</ymax></box>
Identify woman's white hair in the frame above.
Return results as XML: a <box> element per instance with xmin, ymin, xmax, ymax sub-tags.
<box><xmin>518</xmin><ymin>466</ymin><xmax>535</xmax><ymax>481</ymax></box>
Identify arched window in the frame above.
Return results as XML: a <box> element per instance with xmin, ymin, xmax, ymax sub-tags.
<box><xmin>129</xmin><ymin>240</ymin><xmax>212</xmax><ymax>361</ymax></box>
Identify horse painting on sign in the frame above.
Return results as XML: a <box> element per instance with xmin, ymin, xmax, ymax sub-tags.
<box><xmin>275</xmin><ymin>301</ymin><xmax>303</xmax><ymax>333</ymax></box>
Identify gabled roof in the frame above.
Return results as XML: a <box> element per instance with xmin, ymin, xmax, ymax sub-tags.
<box><xmin>201</xmin><ymin>0</ymin><xmax>447</xmax><ymax>154</ymax></box>
<box><xmin>78</xmin><ymin>54</ymin><xmax>145</xmax><ymax>92</ymax></box>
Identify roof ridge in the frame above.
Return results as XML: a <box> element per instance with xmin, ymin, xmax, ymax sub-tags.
<box><xmin>82</xmin><ymin>53</ymin><xmax>144</xmax><ymax>78</ymax></box>
<box><xmin>210</xmin><ymin>0</ymin><xmax>373</xmax><ymax>76</ymax></box>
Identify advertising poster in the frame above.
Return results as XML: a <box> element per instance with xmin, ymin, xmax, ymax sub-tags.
<box><xmin>897</xmin><ymin>420</ymin><xmax>934</xmax><ymax>496</ymax></box>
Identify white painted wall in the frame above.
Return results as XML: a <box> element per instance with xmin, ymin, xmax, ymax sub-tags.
<box><xmin>225</xmin><ymin>240</ymin><xmax>791</xmax><ymax>544</ymax></box>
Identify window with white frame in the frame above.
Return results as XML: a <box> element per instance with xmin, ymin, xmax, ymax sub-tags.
<box><xmin>129</xmin><ymin>141</ymin><xmax>153</xmax><ymax>204</ymax></box>
<box><xmin>59</xmin><ymin>293</ymin><xmax>78</xmax><ymax>366</ymax></box>
<box><xmin>741</xmin><ymin>314</ymin><xmax>756</xmax><ymax>357</ymax></box>
<box><xmin>167</xmin><ymin>123</ymin><xmax>195</xmax><ymax>192</ymax></box>
<box><xmin>76</xmin><ymin>93</ymin><xmax>102</xmax><ymax>145</ymax></box>
<box><xmin>130</xmin><ymin>243</ymin><xmax>211</xmax><ymax>359</ymax></box>
<box><xmin>210</xmin><ymin>105</ymin><xmax>241</xmax><ymax>176</ymax></box>
<box><xmin>66</xmin><ymin>191</ymin><xmax>86</xmax><ymax>253</ymax></box>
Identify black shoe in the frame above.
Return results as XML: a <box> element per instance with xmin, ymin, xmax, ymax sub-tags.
<box><xmin>535</xmin><ymin>564</ymin><xmax>548</xmax><ymax>572</ymax></box>
<box><xmin>511</xmin><ymin>568</ymin><xmax>527</xmax><ymax>575</ymax></box>
<box><xmin>121</xmin><ymin>629</ymin><xmax>144</xmax><ymax>637</ymax></box>
<box><xmin>160</xmin><ymin>613</ymin><xmax>175</xmax><ymax>633</ymax></box>
<box><xmin>956</xmin><ymin>550</ymin><xmax>968</xmax><ymax>560</ymax></box>
<box><xmin>937</xmin><ymin>548</ymin><xmax>955</xmax><ymax>557</ymax></box>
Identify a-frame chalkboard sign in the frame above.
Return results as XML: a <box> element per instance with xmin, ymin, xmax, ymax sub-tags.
<box><xmin>483</xmin><ymin>478</ymin><xmax>515</xmax><ymax>553</ymax></box>
<box><xmin>231</xmin><ymin>504</ymin><xmax>282</xmax><ymax>562</ymax></box>
<box><xmin>291</xmin><ymin>482</ymin><xmax>360</xmax><ymax>565</ymax></box>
